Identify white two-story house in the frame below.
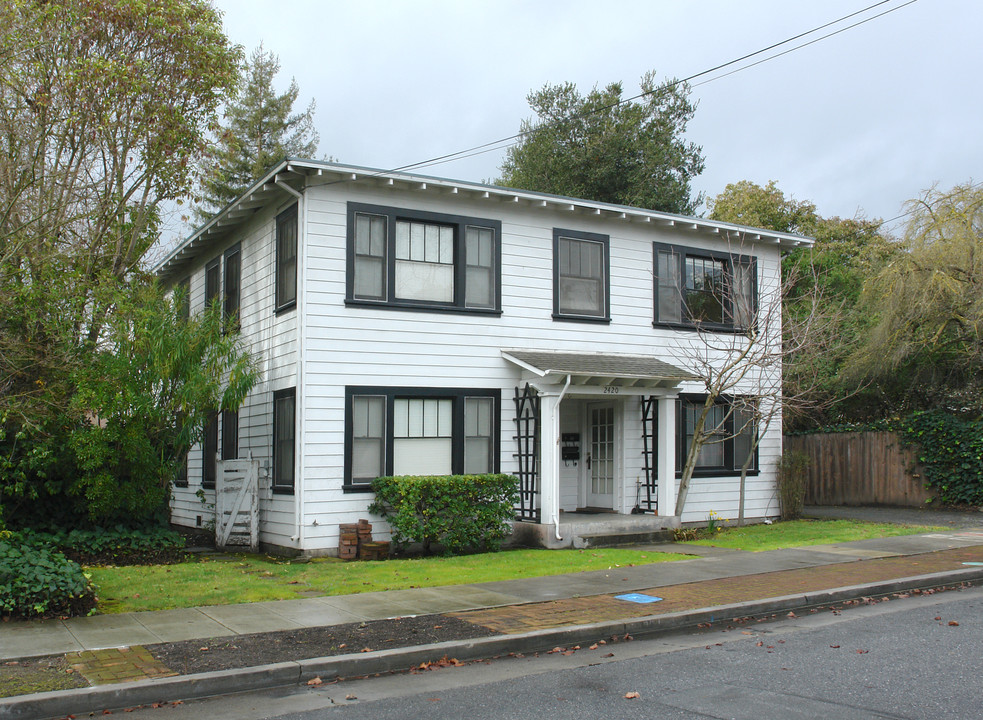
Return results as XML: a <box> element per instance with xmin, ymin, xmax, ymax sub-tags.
<box><xmin>155</xmin><ymin>160</ymin><xmax>810</xmax><ymax>554</ymax></box>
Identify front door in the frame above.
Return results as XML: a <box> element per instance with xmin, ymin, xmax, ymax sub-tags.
<box><xmin>587</xmin><ymin>404</ymin><xmax>616</xmax><ymax>509</ymax></box>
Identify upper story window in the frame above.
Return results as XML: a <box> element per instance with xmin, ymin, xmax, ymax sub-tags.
<box><xmin>553</xmin><ymin>228</ymin><xmax>610</xmax><ymax>322</ymax></box>
<box><xmin>223</xmin><ymin>243</ymin><xmax>241</xmax><ymax>329</ymax></box>
<box><xmin>204</xmin><ymin>257</ymin><xmax>220</xmax><ymax>311</ymax></box>
<box><xmin>654</xmin><ymin>242</ymin><xmax>756</xmax><ymax>331</ymax></box>
<box><xmin>176</xmin><ymin>277</ymin><xmax>191</xmax><ymax>320</ymax></box>
<box><xmin>276</xmin><ymin>204</ymin><xmax>298</xmax><ymax>313</ymax></box>
<box><xmin>346</xmin><ymin>203</ymin><xmax>501</xmax><ymax>314</ymax></box>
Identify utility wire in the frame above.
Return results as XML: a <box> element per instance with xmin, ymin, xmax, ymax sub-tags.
<box><xmin>337</xmin><ymin>0</ymin><xmax>916</xmax><ymax>181</ymax></box>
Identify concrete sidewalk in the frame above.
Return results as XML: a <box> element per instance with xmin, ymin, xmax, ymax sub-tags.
<box><xmin>3</xmin><ymin>527</ymin><xmax>983</xmax><ymax>720</ymax></box>
<box><xmin>4</xmin><ymin>527</ymin><xmax>983</xmax><ymax>661</ymax></box>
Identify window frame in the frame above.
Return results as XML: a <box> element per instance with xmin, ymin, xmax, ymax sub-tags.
<box><xmin>343</xmin><ymin>386</ymin><xmax>501</xmax><ymax>492</ymax></box>
<box><xmin>653</xmin><ymin>242</ymin><xmax>757</xmax><ymax>332</ymax></box>
<box><xmin>345</xmin><ymin>202</ymin><xmax>502</xmax><ymax>315</ymax></box>
<box><xmin>272</xmin><ymin>388</ymin><xmax>296</xmax><ymax>495</ymax></box>
<box><xmin>275</xmin><ymin>204</ymin><xmax>298</xmax><ymax>314</ymax></box>
<box><xmin>552</xmin><ymin>228</ymin><xmax>611</xmax><ymax>323</ymax></box>
<box><xmin>674</xmin><ymin>395</ymin><xmax>759</xmax><ymax>479</ymax></box>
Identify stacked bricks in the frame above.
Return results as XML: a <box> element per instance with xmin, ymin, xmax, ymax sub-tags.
<box><xmin>339</xmin><ymin>518</ymin><xmax>390</xmax><ymax>560</ymax></box>
<box><xmin>338</xmin><ymin>523</ymin><xmax>359</xmax><ymax>560</ymax></box>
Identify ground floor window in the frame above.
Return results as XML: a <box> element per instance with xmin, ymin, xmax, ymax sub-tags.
<box><xmin>273</xmin><ymin>388</ymin><xmax>296</xmax><ymax>494</ymax></box>
<box><xmin>676</xmin><ymin>395</ymin><xmax>757</xmax><ymax>477</ymax></box>
<box><xmin>345</xmin><ymin>387</ymin><xmax>500</xmax><ymax>490</ymax></box>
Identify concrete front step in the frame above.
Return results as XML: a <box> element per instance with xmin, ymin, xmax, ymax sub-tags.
<box><xmin>512</xmin><ymin>512</ymin><xmax>680</xmax><ymax>549</ymax></box>
<box><xmin>573</xmin><ymin>528</ymin><xmax>676</xmax><ymax>548</ymax></box>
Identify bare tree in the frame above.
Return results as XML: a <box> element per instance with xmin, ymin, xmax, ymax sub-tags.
<box><xmin>670</xmin><ymin>234</ymin><xmax>838</xmax><ymax>521</ymax></box>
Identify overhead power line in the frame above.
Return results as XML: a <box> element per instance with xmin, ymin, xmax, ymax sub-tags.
<box><xmin>360</xmin><ymin>0</ymin><xmax>918</xmax><ymax>179</ymax></box>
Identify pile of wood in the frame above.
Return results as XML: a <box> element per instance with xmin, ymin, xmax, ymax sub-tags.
<box><xmin>338</xmin><ymin>519</ymin><xmax>390</xmax><ymax>561</ymax></box>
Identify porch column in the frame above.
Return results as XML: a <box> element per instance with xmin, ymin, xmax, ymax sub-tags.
<box><xmin>539</xmin><ymin>393</ymin><xmax>560</xmax><ymax>528</ymax></box>
<box><xmin>657</xmin><ymin>395</ymin><xmax>677</xmax><ymax>515</ymax></box>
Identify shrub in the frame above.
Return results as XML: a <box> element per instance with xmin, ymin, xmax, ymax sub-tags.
<box><xmin>896</xmin><ymin>411</ymin><xmax>983</xmax><ymax>506</ymax></box>
<box><xmin>369</xmin><ymin>474</ymin><xmax>519</xmax><ymax>555</ymax></box>
<box><xmin>0</xmin><ymin>536</ymin><xmax>96</xmax><ymax>618</ymax></box>
<box><xmin>777</xmin><ymin>450</ymin><xmax>809</xmax><ymax>520</ymax></box>
<box><xmin>16</xmin><ymin>525</ymin><xmax>186</xmax><ymax>566</ymax></box>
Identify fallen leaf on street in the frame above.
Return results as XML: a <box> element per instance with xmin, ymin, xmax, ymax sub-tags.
<box><xmin>624</xmin><ymin>691</ymin><xmax>640</xmax><ymax>699</ymax></box>
<box><xmin>948</xmin><ymin>621</ymin><xmax>959</xmax><ymax>626</ymax></box>
<box><xmin>345</xmin><ymin>694</ymin><xmax>357</xmax><ymax>700</ymax></box>
<box><xmin>307</xmin><ymin>677</ymin><xmax>322</xmax><ymax>686</ymax></box>
<box><xmin>830</xmin><ymin>645</ymin><xmax>840</xmax><ymax>649</ymax></box>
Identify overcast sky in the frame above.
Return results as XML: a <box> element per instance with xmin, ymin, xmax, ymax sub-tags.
<box><xmin>209</xmin><ymin>0</ymin><xmax>981</xmax><ymax>236</ymax></box>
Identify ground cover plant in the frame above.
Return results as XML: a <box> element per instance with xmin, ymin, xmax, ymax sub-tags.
<box><xmin>88</xmin><ymin>547</ymin><xmax>690</xmax><ymax>614</ymax></box>
<box><xmin>679</xmin><ymin>518</ymin><xmax>940</xmax><ymax>552</ymax></box>
<box><xmin>0</xmin><ymin>535</ymin><xmax>96</xmax><ymax>618</ymax></box>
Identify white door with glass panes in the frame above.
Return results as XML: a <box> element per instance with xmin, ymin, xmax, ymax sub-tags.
<box><xmin>586</xmin><ymin>404</ymin><xmax>616</xmax><ymax>509</ymax></box>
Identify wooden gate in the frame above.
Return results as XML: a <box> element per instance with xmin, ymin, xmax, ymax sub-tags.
<box><xmin>215</xmin><ymin>455</ymin><xmax>260</xmax><ymax>551</ymax></box>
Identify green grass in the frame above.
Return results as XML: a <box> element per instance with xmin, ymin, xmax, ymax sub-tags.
<box><xmin>680</xmin><ymin>518</ymin><xmax>942</xmax><ymax>552</ymax></box>
<box><xmin>87</xmin><ymin>547</ymin><xmax>692</xmax><ymax>614</ymax></box>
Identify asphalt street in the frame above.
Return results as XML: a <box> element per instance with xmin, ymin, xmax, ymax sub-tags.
<box><xmin>113</xmin><ymin>584</ymin><xmax>983</xmax><ymax>720</ymax></box>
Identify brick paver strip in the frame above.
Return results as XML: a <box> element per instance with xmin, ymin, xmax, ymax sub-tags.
<box><xmin>68</xmin><ymin>646</ymin><xmax>178</xmax><ymax>686</ymax></box>
<box><xmin>449</xmin><ymin>546</ymin><xmax>983</xmax><ymax>634</ymax></box>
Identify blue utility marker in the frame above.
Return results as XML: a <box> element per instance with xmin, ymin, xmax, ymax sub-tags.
<box><xmin>614</xmin><ymin>593</ymin><xmax>663</xmax><ymax>604</ymax></box>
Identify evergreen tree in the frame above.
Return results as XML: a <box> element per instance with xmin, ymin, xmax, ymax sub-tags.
<box><xmin>498</xmin><ymin>72</ymin><xmax>705</xmax><ymax>215</ymax></box>
<box><xmin>196</xmin><ymin>45</ymin><xmax>319</xmax><ymax>222</ymax></box>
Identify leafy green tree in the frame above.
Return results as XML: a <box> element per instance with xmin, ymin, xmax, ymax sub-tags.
<box><xmin>0</xmin><ymin>0</ymin><xmax>244</xmax><ymax>526</ymax></box>
<box><xmin>498</xmin><ymin>72</ymin><xmax>705</xmax><ymax>215</ymax></box>
<box><xmin>196</xmin><ymin>45</ymin><xmax>319</xmax><ymax>221</ymax></box>
<box><xmin>709</xmin><ymin>180</ymin><xmax>899</xmax><ymax>427</ymax></box>
<box><xmin>846</xmin><ymin>183</ymin><xmax>983</xmax><ymax>416</ymax></box>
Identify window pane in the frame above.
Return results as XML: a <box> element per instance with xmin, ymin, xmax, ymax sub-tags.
<box><xmin>394</xmin><ymin>438</ymin><xmax>452</xmax><ymax>475</ymax></box>
<box><xmin>395</xmin><ymin>260</ymin><xmax>454</xmax><ymax>302</ymax></box>
<box><xmin>274</xmin><ymin>392</ymin><xmax>295</xmax><ymax>490</ymax></box>
<box><xmin>658</xmin><ymin>251</ymin><xmax>681</xmax><ymax>323</ymax></box>
<box><xmin>733</xmin><ymin>404</ymin><xmax>756</xmax><ymax>471</ymax></box>
<box><xmin>354</xmin><ymin>213</ymin><xmax>386</xmax><ymax>300</ymax></box>
<box><xmin>465</xmin><ymin>227</ymin><xmax>495</xmax><ymax>309</ymax></box>
<box><xmin>732</xmin><ymin>261</ymin><xmax>755</xmax><ymax>329</ymax></box>
<box><xmin>352</xmin><ymin>395</ymin><xmax>385</xmax><ymax>482</ymax></box>
<box><xmin>464</xmin><ymin>397</ymin><xmax>493</xmax><ymax>474</ymax></box>
<box><xmin>685</xmin><ymin>256</ymin><xmax>725</xmax><ymax>324</ymax></box>
<box><xmin>224</xmin><ymin>249</ymin><xmax>240</xmax><ymax>323</ymax></box>
<box><xmin>277</xmin><ymin>207</ymin><xmax>297</xmax><ymax>308</ymax></box>
<box><xmin>353</xmin><ymin>438</ymin><xmax>383</xmax><ymax>480</ymax></box>
<box><xmin>221</xmin><ymin>409</ymin><xmax>238</xmax><ymax>460</ymax></box>
<box><xmin>203</xmin><ymin>411</ymin><xmax>218</xmax><ymax>487</ymax></box>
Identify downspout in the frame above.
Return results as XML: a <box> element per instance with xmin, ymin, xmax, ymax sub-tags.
<box><xmin>552</xmin><ymin>374</ymin><xmax>572</xmax><ymax>541</ymax></box>
<box><xmin>277</xmin><ymin>176</ymin><xmax>305</xmax><ymax>550</ymax></box>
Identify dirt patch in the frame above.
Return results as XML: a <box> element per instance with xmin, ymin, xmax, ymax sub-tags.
<box><xmin>147</xmin><ymin>614</ymin><xmax>500</xmax><ymax>675</ymax></box>
<box><xmin>0</xmin><ymin>656</ymin><xmax>87</xmax><ymax>698</ymax></box>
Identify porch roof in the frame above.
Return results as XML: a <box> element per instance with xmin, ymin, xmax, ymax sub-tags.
<box><xmin>502</xmin><ymin>349</ymin><xmax>699</xmax><ymax>389</ymax></box>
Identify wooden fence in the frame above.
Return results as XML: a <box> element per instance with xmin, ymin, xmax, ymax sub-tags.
<box><xmin>785</xmin><ymin>431</ymin><xmax>934</xmax><ymax>508</ymax></box>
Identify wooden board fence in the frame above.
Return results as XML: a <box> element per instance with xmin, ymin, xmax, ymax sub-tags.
<box><xmin>785</xmin><ymin>431</ymin><xmax>934</xmax><ymax>508</ymax></box>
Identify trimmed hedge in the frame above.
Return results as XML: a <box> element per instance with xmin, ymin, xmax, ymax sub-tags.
<box><xmin>369</xmin><ymin>474</ymin><xmax>519</xmax><ymax>555</ymax></box>
<box><xmin>15</xmin><ymin>525</ymin><xmax>186</xmax><ymax>566</ymax></box>
<box><xmin>0</xmin><ymin>534</ymin><xmax>96</xmax><ymax>618</ymax></box>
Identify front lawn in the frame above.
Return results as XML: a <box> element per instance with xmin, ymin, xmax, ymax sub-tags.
<box><xmin>679</xmin><ymin>518</ymin><xmax>941</xmax><ymax>552</ymax></box>
<box><xmin>88</xmin><ymin>547</ymin><xmax>691</xmax><ymax>614</ymax></box>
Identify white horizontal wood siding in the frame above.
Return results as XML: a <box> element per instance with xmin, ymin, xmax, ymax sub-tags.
<box><xmin>169</xmin><ymin>197</ymin><xmax>301</xmax><ymax>549</ymax></box>
<box><xmin>292</xmin><ymin>181</ymin><xmax>784</xmax><ymax>550</ymax></box>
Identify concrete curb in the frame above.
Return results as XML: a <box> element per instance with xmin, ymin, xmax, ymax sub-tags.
<box><xmin>4</xmin><ymin>566</ymin><xmax>982</xmax><ymax>720</ymax></box>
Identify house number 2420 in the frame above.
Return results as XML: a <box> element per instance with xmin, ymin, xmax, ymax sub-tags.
<box><xmin>603</xmin><ymin>386</ymin><xmax>620</xmax><ymax>394</ymax></box>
